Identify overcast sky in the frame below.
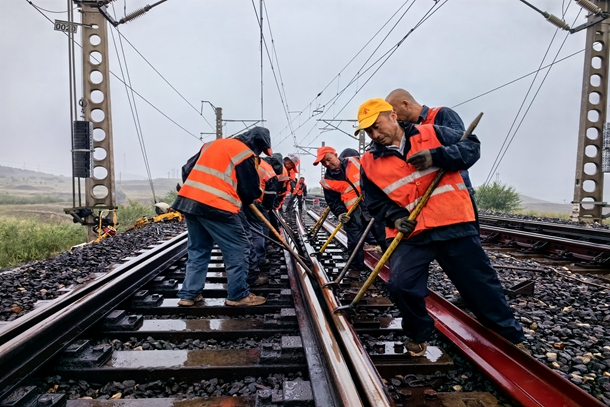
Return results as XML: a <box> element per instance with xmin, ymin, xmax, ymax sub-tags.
<box><xmin>0</xmin><ymin>0</ymin><xmax>601</xmax><ymax>203</ymax></box>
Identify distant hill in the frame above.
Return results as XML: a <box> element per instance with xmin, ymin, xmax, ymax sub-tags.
<box><xmin>518</xmin><ymin>194</ymin><xmax>571</xmax><ymax>215</ymax></box>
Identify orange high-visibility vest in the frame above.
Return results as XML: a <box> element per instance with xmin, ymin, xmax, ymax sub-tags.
<box><xmin>178</xmin><ymin>139</ymin><xmax>256</xmax><ymax>214</ymax></box>
<box><xmin>294</xmin><ymin>180</ymin><xmax>306</xmax><ymax>196</ymax></box>
<box><xmin>360</xmin><ymin>124</ymin><xmax>474</xmax><ymax>239</ymax></box>
<box><xmin>320</xmin><ymin>157</ymin><xmax>362</xmax><ymax>211</ymax></box>
<box><xmin>256</xmin><ymin>159</ymin><xmax>277</xmax><ymax>203</ymax></box>
<box><xmin>421</xmin><ymin>106</ymin><xmax>440</xmax><ymax>125</ymax></box>
<box><xmin>277</xmin><ymin>166</ymin><xmax>291</xmax><ymax>206</ymax></box>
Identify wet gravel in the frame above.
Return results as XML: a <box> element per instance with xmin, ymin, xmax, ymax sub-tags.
<box><xmin>35</xmin><ymin>372</ymin><xmax>305</xmax><ymax>400</ymax></box>
<box><xmin>0</xmin><ymin>222</ymin><xmax>185</xmax><ymax>322</ymax></box>
<box><xmin>91</xmin><ymin>334</ymin><xmax>284</xmax><ymax>351</ymax></box>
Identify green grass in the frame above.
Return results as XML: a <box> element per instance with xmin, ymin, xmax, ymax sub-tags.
<box><xmin>0</xmin><ymin>218</ymin><xmax>86</xmax><ymax>268</ymax></box>
<box><xmin>0</xmin><ymin>192</ymin><xmax>67</xmax><ymax>205</ymax></box>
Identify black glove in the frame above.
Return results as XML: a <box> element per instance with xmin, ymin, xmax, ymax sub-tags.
<box><xmin>406</xmin><ymin>150</ymin><xmax>433</xmax><ymax>171</ymax></box>
<box><xmin>394</xmin><ymin>217</ymin><xmax>417</xmax><ymax>235</ymax></box>
<box><xmin>338</xmin><ymin>213</ymin><xmax>350</xmax><ymax>224</ymax></box>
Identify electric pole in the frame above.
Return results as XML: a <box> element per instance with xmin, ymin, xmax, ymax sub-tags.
<box><xmin>519</xmin><ymin>0</ymin><xmax>610</xmax><ymax>221</ymax></box>
<box><xmin>571</xmin><ymin>0</ymin><xmax>610</xmax><ymax>221</ymax></box>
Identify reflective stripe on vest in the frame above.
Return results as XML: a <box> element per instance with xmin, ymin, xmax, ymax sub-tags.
<box><xmin>360</xmin><ymin>124</ymin><xmax>474</xmax><ymax>239</ymax></box>
<box><xmin>178</xmin><ymin>138</ymin><xmax>255</xmax><ymax>213</ymax></box>
<box><xmin>256</xmin><ymin>160</ymin><xmax>278</xmax><ymax>203</ymax></box>
<box><xmin>319</xmin><ymin>156</ymin><xmax>362</xmax><ymax>211</ymax></box>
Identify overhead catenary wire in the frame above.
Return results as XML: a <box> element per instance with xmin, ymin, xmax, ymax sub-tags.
<box><xmin>483</xmin><ymin>4</ymin><xmax>581</xmax><ymax>186</ymax></box>
<box><xmin>25</xmin><ymin>0</ymin><xmax>204</xmax><ymax>142</ymax></box>
<box><xmin>305</xmin><ymin>0</ymin><xmax>449</xmax><ymax>148</ymax></box>
<box><xmin>451</xmin><ymin>48</ymin><xmax>584</xmax><ymax>109</ymax></box>
<box><xmin>110</xmin><ymin>4</ymin><xmax>157</xmax><ymax>201</ymax></box>
<box><xmin>272</xmin><ymin>0</ymin><xmax>415</xmax><ymax>148</ymax></box>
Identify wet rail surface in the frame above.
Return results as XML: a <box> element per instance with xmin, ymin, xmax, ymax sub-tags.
<box><xmin>304</xmin><ymin>208</ymin><xmax>605</xmax><ymax>407</ymax></box>
<box><xmin>0</xmin><ymin>225</ymin><xmax>360</xmax><ymax>406</ymax></box>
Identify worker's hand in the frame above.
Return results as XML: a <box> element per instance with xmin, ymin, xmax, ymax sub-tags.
<box><xmin>406</xmin><ymin>150</ymin><xmax>433</xmax><ymax>171</ymax></box>
<box><xmin>338</xmin><ymin>213</ymin><xmax>351</xmax><ymax>224</ymax></box>
<box><xmin>394</xmin><ymin>217</ymin><xmax>417</xmax><ymax>235</ymax></box>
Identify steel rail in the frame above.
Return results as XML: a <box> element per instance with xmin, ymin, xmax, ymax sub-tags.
<box><xmin>293</xmin><ymin>211</ymin><xmax>395</xmax><ymax>407</ymax></box>
<box><xmin>0</xmin><ymin>233</ymin><xmax>189</xmax><ymax>399</ymax></box>
<box><xmin>480</xmin><ymin>225</ymin><xmax>610</xmax><ymax>262</ymax></box>
<box><xmin>479</xmin><ymin>214</ymin><xmax>610</xmax><ymax>245</ymax></box>
<box><xmin>309</xmin><ymin>210</ymin><xmax>605</xmax><ymax>407</ymax></box>
<box><xmin>277</xmin><ymin>220</ymin><xmax>366</xmax><ymax>407</ymax></box>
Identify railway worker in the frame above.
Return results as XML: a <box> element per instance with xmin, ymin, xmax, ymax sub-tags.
<box><xmin>385</xmin><ymin>88</ymin><xmax>474</xmax><ymax>196</ymax></box>
<box><xmin>355</xmin><ymin>98</ymin><xmax>525</xmax><ymax>356</ymax></box>
<box><xmin>172</xmin><ymin>127</ymin><xmax>272</xmax><ymax>307</ymax></box>
<box><xmin>314</xmin><ymin>146</ymin><xmax>387</xmax><ymax>273</ymax></box>
<box><xmin>264</xmin><ymin>153</ymin><xmax>286</xmax><ymax>234</ymax></box>
<box><xmin>293</xmin><ymin>177</ymin><xmax>307</xmax><ymax>212</ymax></box>
<box><xmin>283</xmin><ymin>154</ymin><xmax>301</xmax><ymax>211</ymax></box>
<box><xmin>242</xmin><ymin>153</ymin><xmax>281</xmax><ymax>283</ymax></box>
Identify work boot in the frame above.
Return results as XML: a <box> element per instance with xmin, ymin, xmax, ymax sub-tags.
<box><xmin>258</xmin><ymin>259</ymin><xmax>271</xmax><ymax>267</ymax></box>
<box><xmin>515</xmin><ymin>342</ymin><xmax>531</xmax><ymax>355</ymax></box>
<box><xmin>177</xmin><ymin>294</ymin><xmax>203</xmax><ymax>307</ymax></box>
<box><xmin>225</xmin><ymin>293</ymin><xmax>267</xmax><ymax>307</ymax></box>
<box><xmin>404</xmin><ymin>340</ymin><xmax>427</xmax><ymax>357</ymax></box>
<box><xmin>249</xmin><ymin>276</ymin><xmax>269</xmax><ymax>287</ymax></box>
<box><xmin>450</xmin><ymin>295</ymin><xmax>468</xmax><ymax>309</ymax></box>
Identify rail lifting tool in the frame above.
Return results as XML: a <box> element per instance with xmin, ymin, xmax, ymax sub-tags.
<box><xmin>309</xmin><ymin>206</ymin><xmax>331</xmax><ymax>238</ymax></box>
<box><xmin>334</xmin><ymin>112</ymin><xmax>484</xmax><ymax>315</ymax></box>
<box><xmin>249</xmin><ymin>204</ymin><xmax>316</xmax><ymax>277</ymax></box>
<box><xmin>323</xmin><ymin>217</ymin><xmax>377</xmax><ymax>290</ymax></box>
<box><xmin>318</xmin><ymin>196</ymin><xmax>363</xmax><ymax>255</ymax></box>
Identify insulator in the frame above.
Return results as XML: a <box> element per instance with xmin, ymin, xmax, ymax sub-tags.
<box><xmin>576</xmin><ymin>0</ymin><xmax>602</xmax><ymax>15</ymax></box>
<box><xmin>544</xmin><ymin>13</ymin><xmax>571</xmax><ymax>30</ymax></box>
<box><xmin>119</xmin><ymin>5</ymin><xmax>151</xmax><ymax>24</ymax></box>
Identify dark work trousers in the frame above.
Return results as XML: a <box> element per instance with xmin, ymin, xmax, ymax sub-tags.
<box><xmin>237</xmin><ymin>211</ymin><xmax>262</xmax><ymax>284</ymax></box>
<box><xmin>386</xmin><ymin>235</ymin><xmax>525</xmax><ymax>344</ymax></box>
<box><xmin>343</xmin><ymin>206</ymin><xmax>385</xmax><ymax>271</ymax></box>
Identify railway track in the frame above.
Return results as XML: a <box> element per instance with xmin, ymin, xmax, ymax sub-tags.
<box><xmin>478</xmin><ymin>214</ymin><xmax>610</xmax><ymax>269</ymax></box>
<box><xmin>0</xmin><ymin>210</ymin><xmax>607</xmax><ymax>406</ymax></box>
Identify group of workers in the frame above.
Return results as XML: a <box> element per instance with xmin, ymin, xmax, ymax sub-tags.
<box><xmin>171</xmin><ymin>88</ymin><xmax>526</xmax><ymax>356</ymax></box>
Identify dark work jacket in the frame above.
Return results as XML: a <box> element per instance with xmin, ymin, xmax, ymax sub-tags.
<box><xmin>323</xmin><ymin>158</ymin><xmax>360</xmax><ymax>217</ymax></box>
<box><xmin>360</xmin><ymin>122</ymin><xmax>479</xmax><ymax>245</ymax></box>
<box><xmin>172</xmin><ymin>149</ymin><xmax>261</xmax><ymax>220</ymax></box>
<box><xmin>261</xmin><ymin>176</ymin><xmax>280</xmax><ymax>210</ymax></box>
<box><xmin>419</xmin><ymin>105</ymin><xmax>474</xmax><ymax>194</ymax></box>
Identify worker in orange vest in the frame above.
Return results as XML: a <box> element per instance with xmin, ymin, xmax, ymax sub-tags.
<box><xmin>172</xmin><ymin>127</ymin><xmax>272</xmax><ymax>307</ymax></box>
<box><xmin>293</xmin><ymin>176</ymin><xmax>307</xmax><ymax>212</ymax></box>
<box><xmin>282</xmin><ymin>154</ymin><xmax>300</xmax><ymax>211</ymax></box>
<box><xmin>264</xmin><ymin>153</ymin><xmax>285</xmax><ymax>234</ymax></box>
<box><xmin>356</xmin><ymin>98</ymin><xmax>525</xmax><ymax>356</ymax></box>
<box><xmin>314</xmin><ymin>146</ymin><xmax>386</xmax><ymax>273</ymax></box>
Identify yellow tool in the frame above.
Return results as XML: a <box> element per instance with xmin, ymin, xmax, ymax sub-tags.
<box><xmin>310</xmin><ymin>206</ymin><xmax>331</xmax><ymax>238</ymax></box>
<box><xmin>318</xmin><ymin>196</ymin><xmax>363</xmax><ymax>254</ymax></box>
<box><xmin>133</xmin><ymin>211</ymin><xmax>182</xmax><ymax>230</ymax></box>
<box><xmin>334</xmin><ymin>112</ymin><xmax>483</xmax><ymax>315</ymax></box>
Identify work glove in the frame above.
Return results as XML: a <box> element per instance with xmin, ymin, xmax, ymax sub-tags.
<box><xmin>338</xmin><ymin>213</ymin><xmax>351</xmax><ymax>224</ymax></box>
<box><xmin>406</xmin><ymin>150</ymin><xmax>433</xmax><ymax>171</ymax></box>
<box><xmin>394</xmin><ymin>217</ymin><xmax>417</xmax><ymax>235</ymax></box>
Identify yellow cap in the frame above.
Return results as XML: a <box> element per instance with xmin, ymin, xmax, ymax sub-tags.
<box><xmin>355</xmin><ymin>98</ymin><xmax>393</xmax><ymax>135</ymax></box>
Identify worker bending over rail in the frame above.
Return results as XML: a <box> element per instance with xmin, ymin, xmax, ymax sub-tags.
<box><xmin>172</xmin><ymin>127</ymin><xmax>272</xmax><ymax>307</ymax></box>
<box><xmin>314</xmin><ymin>146</ymin><xmax>387</xmax><ymax>273</ymax></box>
<box><xmin>356</xmin><ymin>99</ymin><xmax>525</xmax><ymax>356</ymax></box>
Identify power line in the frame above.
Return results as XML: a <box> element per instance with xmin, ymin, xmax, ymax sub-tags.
<box><xmin>112</xmin><ymin>29</ymin><xmax>215</xmax><ymax>130</ymax></box>
<box><xmin>451</xmin><ymin>48</ymin><xmax>584</xmax><ymax>109</ymax></box>
<box><xmin>25</xmin><ymin>0</ymin><xmax>203</xmax><ymax>142</ymax></box>
<box><xmin>272</xmin><ymin>0</ymin><xmax>414</xmax><ymax>148</ymax></box>
<box><xmin>305</xmin><ymin>0</ymin><xmax>449</xmax><ymax>148</ymax></box>
<box><xmin>110</xmin><ymin>4</ymin><xmax>157</xmax><ymax>201</ymax></box>
<box><xmin>26</xmin><ymin>0</ymin><xmax>76</xmax><ymax>14</ymax></box>
<box><xmin>483</xmin><ymin>5</ymin><xmax>581</xmax><ymax>185</ymax></box>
